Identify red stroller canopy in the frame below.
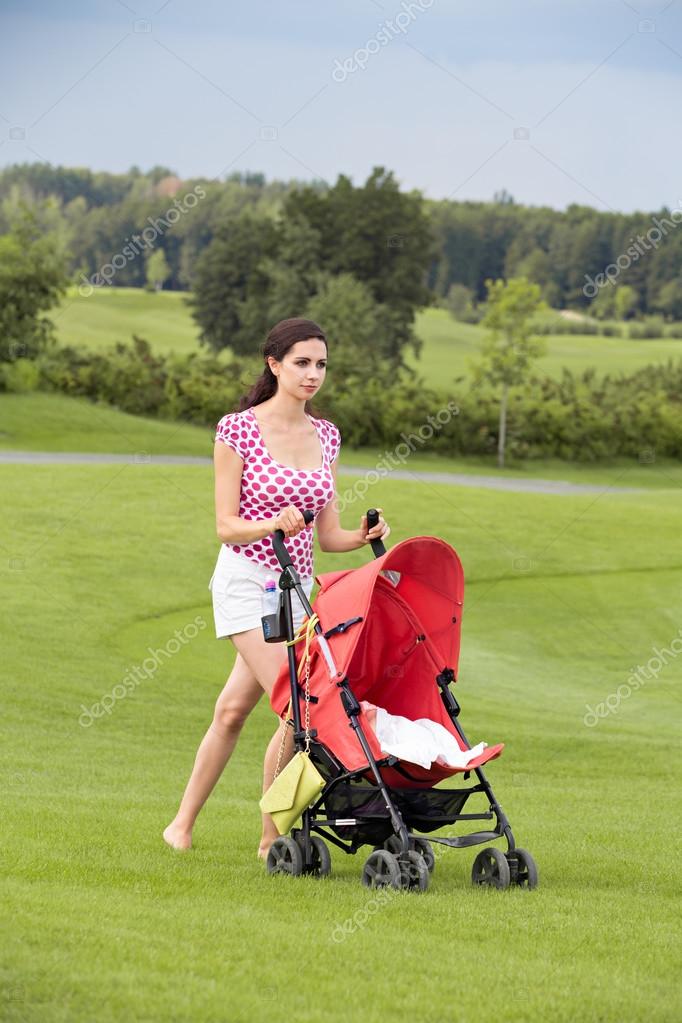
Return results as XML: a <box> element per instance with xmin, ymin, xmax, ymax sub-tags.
<box><xmin>271</xmin><ymin>537</ymin><xmax>503</xmax><ymax>785</ymax></box>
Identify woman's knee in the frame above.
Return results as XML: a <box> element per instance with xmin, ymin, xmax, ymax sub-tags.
<box><xmin>212</xmin><ymin>654</ymin><xmax>261</xmax><ymax>734</ymax></box>
<box><xmin>213</xmin><ymin>696</ymin><xmax>251</xmax><ymax>735</ymax></box>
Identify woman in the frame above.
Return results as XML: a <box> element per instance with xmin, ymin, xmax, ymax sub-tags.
<box><xmin>163</xmin><ymin>317</ymin><xmax>391</xmax><ymax>858</ymax></box>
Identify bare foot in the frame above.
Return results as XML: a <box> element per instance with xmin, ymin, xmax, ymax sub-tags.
<box><xmin>257</xmin><ymin>835</ymin><xmax>277</xmax><ymax>861</ymax></box>
<box><xmin>163</xmin><ymin>822</ymin><xmax>192</xmax><ymax>851</ymax></box>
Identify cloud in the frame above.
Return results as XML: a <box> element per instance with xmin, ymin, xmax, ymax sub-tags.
<box><xmin>1</xmin><ymin>1</ymin><xmax>681</xmax><ymax>211</ymax></box>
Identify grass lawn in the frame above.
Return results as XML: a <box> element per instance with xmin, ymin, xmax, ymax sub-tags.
<box><xmin>1</xmin><ymin>461</ymin><xmax>680</xmax><ymax>1021</ymax></box>
<box><xmin>51</xmin><ymin>287</ymin><xmax>682</xmax><ymax>384</ymax></box>
<box><xmin>409</xmin><ymin>308</ymin><xmax>682</xmax><ymax>387</ymax></box>
<box><xmin>0</xmin><ymin>393</ymin><xmax>215</xmax><ymax>457</ymax></box>
<box><xmin>54</xmin><ymin>286</ymin><xmax>202</xmax><ymax>355</ymax></box>
<box><xmin>2</xmin><ymin>393</ymin><xmax>681</xmax><ymax>492</ymax></box>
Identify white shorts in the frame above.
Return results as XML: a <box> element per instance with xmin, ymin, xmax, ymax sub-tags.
<box><xmin>208</xmin><ymin>544</ymin><xmax>315</xmax><ymax>640</ymax></box>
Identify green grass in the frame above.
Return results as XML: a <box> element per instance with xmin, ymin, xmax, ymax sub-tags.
<box><xmin>1</xmin><ymin>463</ymin><xmax>680</xmax><ymax>1021</ymax></box>
<box><xmin>2</xmin><ymin>393</ymin><xmax>681</xmax><ymax>492</ymax></box>
<box><xmin>0</xmin><ymin>393</ymin><xmax>215</xmax><ymax>457</ymax></box>
<box><xmin>51</xmin><ymin>287</ymin><xmax>682</xmax><ymax>384</ymax></box>
<box><xmin>409</xmin><ymin>308</ymin><xmax>682</xmax><ymax>387</ymax></box>
<box><xmin>54</xmin><ymin>286</ymin><xmax>202</xmax><ymax>354</ymax></box>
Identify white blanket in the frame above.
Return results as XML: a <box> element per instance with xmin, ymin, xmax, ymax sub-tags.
<box><xmin>365</xmin><ymin>702</ymin><xmax>487</xmax><ymax>770</ymax></box>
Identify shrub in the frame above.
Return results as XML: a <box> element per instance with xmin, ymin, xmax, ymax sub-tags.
<box><xmin>531</xmin><ymin>315</ymin><xmax>600</xmax><ymax>336</ymax></box>
<box><xmin>18</xmin><ymin>336</ymin><xmax>682</xmax><ymax>462</ymax></box>
<box><xmin>597</xmin><ymin>323</ymin><xmax>623</xmax><ymax>337</ymax></box>
<box><xmin>629</xmin><ymin>317</ymin><xmax>666</xmax><ymax>340</ymax></box>
<box><xmin>0</xmin><ymin>357</ymin><xmax>41</xmax><ymax>393</ymax></box>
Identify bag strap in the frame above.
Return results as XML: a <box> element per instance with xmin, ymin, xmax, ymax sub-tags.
<box><xmin>273</xmin><ymin>612</ymin><xmax>319</xmax><ymax>774</ymax></box>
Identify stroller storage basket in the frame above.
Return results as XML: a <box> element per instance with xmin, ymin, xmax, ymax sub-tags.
<box><xmin>322</xmin><ymin>782</ymin><xmax>477</xmax><ymax>842</ymax></box>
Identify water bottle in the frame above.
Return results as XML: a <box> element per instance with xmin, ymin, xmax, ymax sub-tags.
<box><xmin>261</xmin><ymin>577</ymin><xmax>283</xmax><ymax>642</ymax></box>
<box><xmin>262</xmin><ymin>577</ymin><xmax>279</xmax><ymax>616</ymax></box>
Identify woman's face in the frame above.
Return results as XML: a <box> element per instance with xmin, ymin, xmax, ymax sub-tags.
<box><xmin>269</xmin><ymin>338</ymin><xmax>328</xmax><ymax>400</ymax></box>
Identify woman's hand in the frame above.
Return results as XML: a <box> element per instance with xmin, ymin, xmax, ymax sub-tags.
<box><xmin>360</xmin><ymin>507</ymin><xmax>391</xmax><ymax>545</ymax></box>
<box><xmin>273</xmin><ymin>505</ymin><xmax>313</xmax><ymax>538</ymax></box>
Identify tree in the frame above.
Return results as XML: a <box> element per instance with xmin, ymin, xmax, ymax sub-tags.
<box><xmin>445</xmin><ymin>283</ymin><xmax>476</xmax><ymax>321</ymax></box>
<box><xmin>188</xmin><ymin>209</ymin><xmax>278</xmax><ymax>354</ymax></box>
<box><xmin>256</xmin><ymin>213</ymin><xmax>322</xmax><ymax>325</ymax></box>
<box><xmin>189</xmin><ymin>168</ymin><xmax>434</xmax><ymax>368</ymax></box>
<box><xmin>653</xmin><ymin>277</ymin><xmax>682</xmax><ymax>321</ymax></box>
<box><xmin>476</xmin><ymin>277</ymin><xmax>546</xmax><ymax>467</ymax></box>
<box><xmin>145</xmin><ymin>248</ymin><xmax>171</xmax><ymax>291</ymax></box>
<box><xmin>614</xmin><ymin>284</ymin><xmax>638</xmax><ymax>321</ymax></box>
<box><xmin>282</xmin><ymin>167</ymin><xmax>434</xmax><ymax>366</ymax></box>
<box><xmin>303</xmin><ymin>272</ymin><xmax>384</xmax><ymax>384</ymax></box>
<box><xmin>0</xmin><ymin>205</ymin><xmax>70</xmax><ymax>361</ymax></box>
<box><xmin>589</xmin><ymin>285</ymin><xmax>616</xmax><ymax>320</ymax></box>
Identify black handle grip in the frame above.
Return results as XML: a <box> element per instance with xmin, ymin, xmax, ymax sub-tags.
<box><xmin>366</xmin><ymin>508</ymin><xmax>386</xmax><ymax>559</ymax></box>
<box><xmin>272</xmin><ymin>509</ymin><xmax>315</xmax><ymax>569</ymax></box>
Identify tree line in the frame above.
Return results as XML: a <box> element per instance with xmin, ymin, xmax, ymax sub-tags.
<box><xmin>2</xmin><ymin>162</ymin><xmax>682</xmax><ymax>322</ymax></box>
<box><xmin>1</xmin><ymin>162</ymin><xmax>681</xmax><ymax>467</ymax></box>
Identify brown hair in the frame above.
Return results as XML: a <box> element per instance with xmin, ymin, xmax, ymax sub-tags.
<box><xmin>236</xmin><ymin>317</ymin><xmax>328</xmax><ymax>414</ymax></box>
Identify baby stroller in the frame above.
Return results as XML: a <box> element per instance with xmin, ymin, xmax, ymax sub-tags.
<box><xmin>263</xmin><ymin>509</ymin><xmax>538</xmax><ymax>893</ymax></box>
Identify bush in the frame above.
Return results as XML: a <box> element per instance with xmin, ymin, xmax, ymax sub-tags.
<box><xmin>597</xmin><ymin>323</ymin><xmax>623</xmax><ymax>337</ymax></box>
<box><xmin>35</xmin><ymin>336</ymin><xmax>242</xmax><ymax>424</ymax></box>
<box><xmin>16</xmin><ymin>335</ymin><xmax>682</xmax><ymax>462</ymax></box>
<box><xmin>629</xmin><ymin>317</ymin><xmax>666</xmax><ymax>340</ymax></box>
<box><xmin>0</xmin><ymin>357</ymin><xmax>41</xmax><ymax>393</ymax></box>
<box><xmin>531</xmin><ymin>315</ymin><xmax>600</xmax><ymax>336</ymax></box>
<box><xmin>664</xmin><ymin>323</ymin><xmax>682</xmax><ymax>339</ymax></box>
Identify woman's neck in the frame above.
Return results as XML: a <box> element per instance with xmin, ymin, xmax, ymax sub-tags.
<box><xmin>255</xmin><ymin>395</ymin><xmax>309</xmax><ymax>428</ymax></box>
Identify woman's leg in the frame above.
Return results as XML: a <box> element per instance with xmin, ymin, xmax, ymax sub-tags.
<box><xmin>229</xmin><ymin>627</ymin><xmax>297</xmax><ymax>859</ymax></box>
<box><xmin>259</xmin><ymin>717</ymin><xmax>295</xmax><ymax>857</ymax></box>
<box><xmin>163</xmin><ymin>651</ymin><xmax>263</xmax><ymax>850</ymax></box>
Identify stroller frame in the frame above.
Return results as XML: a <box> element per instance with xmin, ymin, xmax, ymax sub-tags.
<box><xmin>266</xmin><ymin>509</ymin><xmax>537</xmax><ymax>892</ymax></box>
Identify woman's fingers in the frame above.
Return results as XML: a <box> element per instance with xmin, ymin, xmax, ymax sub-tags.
<box><xmin>362</xmin><ymin>508</ymin><xmax>389</xmax><ymax>541</ymax></box>
<box><xmin>282</xmin><ymin>504</ymin><xmax>308</xmax><ymax>537</ymax></box>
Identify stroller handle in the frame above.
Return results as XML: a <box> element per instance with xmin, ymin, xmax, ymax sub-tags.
<box><xmin>271</xmin><ymin>508</ymin><xmax>386</xmax><ymax>568</ymax></box>
<box><xmin>272</xmin><ymin>509</ymin><xmax>315</xmax><ymax>569</ymax></box>
<box><xmin>366</xmin><ymin>508</ymin><xmax>387</xmax><ymax>559</ymax></box>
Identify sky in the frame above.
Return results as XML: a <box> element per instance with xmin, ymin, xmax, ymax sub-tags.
<box><xmin>1</xmin><ymin>0</ymin><xmax>681</xmax><ymax>213</ymax></box>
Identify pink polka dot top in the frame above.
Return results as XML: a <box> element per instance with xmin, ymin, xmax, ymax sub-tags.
<box><xmin>214</xmin><ymin>406</ymin><xmax>341</xmax><ymax>578</ymax></box>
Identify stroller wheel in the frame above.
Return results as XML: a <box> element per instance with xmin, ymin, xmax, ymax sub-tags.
<box><xmin>397</xmin><ymin>850</ymin><xmax>429</xmax><ymax>892</ymax></box>
<box><xmin>506</xmin><ymin>848</ymin><xmax>538</xmax><ymax>890</ymax></box>
<box><xmin>361</xmin><ymin>850</ymin><xmax>402</xmax><ymax>890</ymax></box>
<box><xmin>411</xmin><ymin>838</ymin><xmax>435</xmax><ymax>873</ymax></box>
<box><xmin>471</xmin><ymin>847</ymin><xmax>511</xmax><ymax>890</ymax></box>
<box><xmin>294</xmin><ymin>834</ymin><xmax>332</xmax><ymax>878</ymax></box>
<box><xmin>382</xmin><ymin>835</ymin><xmax>436</xmax><ymax>873</ymax></box>
<box><xmin>382</xmin><ymin>835</ymin><xmax>408</xmax><ymax>856</ymax></box>
<box><xmin>266</xmin><ymin>837</ymin><xmax>303</xmax><ymax>877</ymax></box>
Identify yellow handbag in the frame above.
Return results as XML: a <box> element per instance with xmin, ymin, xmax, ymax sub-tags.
<box><xmin>259</xmin><ymin>614</ymin><xmax>325</xmax><ymax>835</ymax></box>
<box><xmin>259</xmin><ymin>749</ymin><xmax>325</xmax><ymax>835</ymax></box>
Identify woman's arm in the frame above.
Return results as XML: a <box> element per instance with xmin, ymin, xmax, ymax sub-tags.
<box><xmin>214</xmin><ymin>442</ymin><xmax>281</xmax><ymax>544</ymax></box>
<box><xmin>315</xmin><ymin>460</ymin><xmax>390</xmax><ymax>553</ymax></box>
